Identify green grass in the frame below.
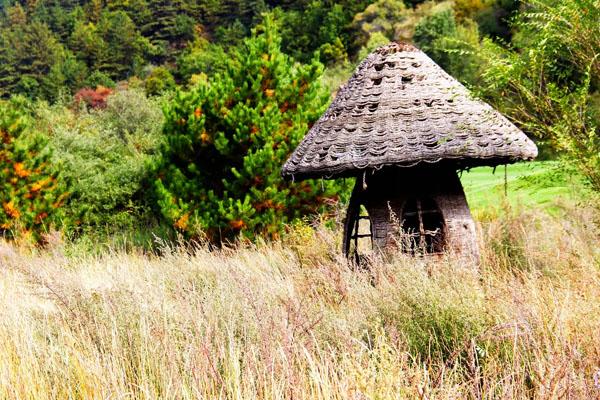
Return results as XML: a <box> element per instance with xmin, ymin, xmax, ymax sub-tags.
<box><xmin>460</xmin><ymin>160</ymin><xmax>589</xmax><ymax>216</ymax></box>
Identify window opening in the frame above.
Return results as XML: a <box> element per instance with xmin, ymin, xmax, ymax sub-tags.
<box><xmin>400</xmin><ymin>197</ymin><xmax>445</xmax><ymax>254</ymax></box>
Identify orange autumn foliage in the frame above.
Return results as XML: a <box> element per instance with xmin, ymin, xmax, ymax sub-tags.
<box><xmin>13</xmin><ymin>162</ymin><xmax>31</xmax><ymax>178</ymax></box>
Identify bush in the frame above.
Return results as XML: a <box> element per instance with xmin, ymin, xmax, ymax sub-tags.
<box><xmin>144</xmin><ymin>66</ymin><xmax>176</xmax><ymax>96</ymax></box>
<box><xmin>472</xmin><ymin>0</ymin><xmax>520</xmax><ymax>41</ymax></box>
<box><xmin>351</xmin><ymin>0</ymin><xmax>407</xmax><ymax>50</ymax></box>
<box><xmin>318</xmin><ymin>38</ymin><xmax>348</xmax><ymax>65</ymax></box>
<box><xmin>38</xmin><ymin>89</ymin><xmax>164</xmax><ymax>239</ymax></box>
<box><xmin>175</xmin><ymin>37</ymin><xmax>228</xmax><ymax>85</ymax></box>
<box><xmin>83</xmin><ymin>70</ymin><xmax>116</xmax><ymax>90</ymax></box>
<box><xmin>0</xmin><ymin>98</ymin><xmax>64</xmax><ymax>242</ymax></box>
<box><xmin>413</xmin><ymin>9</ymin><xmax>457</xmax><ymax>69</ymax></box>
<box><xmin>357</xmin><ymin>31</ymin><xmax>391</xmax><ymax>61</ymax></box>
<box><xmin>155</xmin><ymin>16</ymin><xmax>344</xmax><ymax>242</ymax></box>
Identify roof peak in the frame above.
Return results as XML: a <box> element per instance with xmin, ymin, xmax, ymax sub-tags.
<box><xmin>374</xmin><ymin>42</ymin><xmax>418</xmax><ymax>54</ymax></box>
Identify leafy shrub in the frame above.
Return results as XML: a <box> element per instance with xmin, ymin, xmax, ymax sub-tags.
<box><xmin>351</xmin><ymin>0</ymin><xmax>458</xmax><ymax>53</ymax></box>
<box><xmin>408</xmin><ymin>5</ymin><xmax>484</xmax><ymax>85</ymax></box>
<box><xmin>434</xmin><ymin>18</ymin><xmax>482</xmax><ymax>85</ymax></box>
<box><xmin>357</xmin><ymin>31</ymin><xmax>391</xmax><ymax>61</ymax></box>
<box><xmin>318</xmin><ymin>38</ymin><xmax>348</xmax><ymax>65</ymax></box>
<box><xmin>472</xmin><ymin>0</ymin><xmax>520</xmax><ymax>41</ymax></box>
<box><xmin>454</xmin><ymin>0</ymin><xmax>486</xmax><ymax>21</ymax></box>
<box><xmin>413</xmin><ymin>9</ymin><xmax>457</xmax><ymax>68</ymax></box>
<box><xmin>175</xmin><ymin>37</ymin><xmax>228</xmax><ymax>85</ymax></box>
<box><xmin>39</xmin><ymin>88</ymin><xmax>164</xmax><ymax>237</ymax></box>
<box><xmin>0</xmin><ymin>98</ymin><xmax>64</xmax><ymax>242</ymax></box>
<box><xmin>155</xmin><ymin>16</ymin><xmax>344</xmax><ymax>242</ymax></box>
<box><xmin>83</xmin><ymin>70</ymin><xmax>116</xmax><ymax>90</ymax></box>
<box><xmin>351</xmin><ymin>0</ymin><xmax>407</xmax><ymax>50</ymax></box>
<box><xmin>144</xmin><ymin>66</ymin><xmax>176</xmax><ymax>96</ymax></box>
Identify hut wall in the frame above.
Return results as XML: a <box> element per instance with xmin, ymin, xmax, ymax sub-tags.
<box><xmin>351</xmin><ymin>167</ymin><xmax>478</xmax><ymax>261</ymax></box>
<box><xmin>432</xmin><ymin>191</ymin><xmax>479</xmax><ymax>260</ymax></box>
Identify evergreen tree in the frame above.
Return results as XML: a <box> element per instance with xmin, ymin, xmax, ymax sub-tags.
<box><xmin>29</xmin><ymin>0</ymin><xmax>85</xmax><ymax>42</ymax></box>
<box><xmin>155</xmin><ymin>16</ymin><xmax>342</xmax><ymax>241</ymax></box>
<box><xmin>69</xmin><ymin>11</ymin><xmax>151</xmax><ymax>81</ymax></box>
<box><xmin>141</xmin><ymin>0</ymin><xmax>194</xmax><ymax>60</ymax></box>
<box><xmin>0</xmin><ymin>98</ymin><xmax>64</xmax><ymax>242</ymax></box>
<box><xmin>0</xmin><ymin>17</ymin><xmax>66</xmax><ymax>99</ymax></box>
<box><xmin>106</xmin><ymin>0</ymin><xmax>152</xmax><ymax>27</ymax></box>
<box><xmin>69</xmin><ymin>20</ymin><xmax>106</xmax><ymax>68</ymax></box>
<box><xmin>95</xmin><ymin>11</ymin><xmax>152</xmax><ymax>79</ymax></box>
<box><xmin>277</xmin><ymin>0</ymin><xmax>374</xmax><ymax>63</ymax></box>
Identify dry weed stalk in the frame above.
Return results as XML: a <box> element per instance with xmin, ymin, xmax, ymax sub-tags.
<box><xmin>0</xmin><ymin>204</ymin><xmax>597</xmax><ymax>399</ymax></box>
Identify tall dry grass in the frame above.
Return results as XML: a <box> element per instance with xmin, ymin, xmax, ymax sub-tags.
<box><xmin>0</xmin><ymin>203</ymin><xmax>598</xmax><ymax>399</ymax></box>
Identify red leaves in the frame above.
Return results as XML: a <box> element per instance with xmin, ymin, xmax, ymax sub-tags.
<box><xmin>35</xmin><ymin>212</ymin><xmax>48</xmax><ymax>224</ymax></box>
<box><xmin>74</xmin><ymin>86</ymin><xmax>113</xmax><ymax>109</ymax></box>
<box><xmin>279</xmin><ymin>101</ymin><xmax>289</xmax><ymax>113</ymax></box>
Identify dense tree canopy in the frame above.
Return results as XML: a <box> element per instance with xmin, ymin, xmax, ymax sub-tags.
<box><xmin>0</xmin><ymin>0</ymin><xmax>525</xmax><ymax>100</ymax></box>
<box><xmin>155</xmin><ymin>17</ymin><xmax>342</xmax><ymax>241</ymax></box>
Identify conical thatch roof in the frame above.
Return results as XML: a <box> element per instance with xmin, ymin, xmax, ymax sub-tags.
<box><xmin>282</xmin><ymin>42</ymin><xmax>537</xmax><ymax>180</ymax></box>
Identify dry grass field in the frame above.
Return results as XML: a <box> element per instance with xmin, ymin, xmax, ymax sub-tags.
<box><xmin>0</xmin><ymin>201</ymin><xmax>599</xmax><ymax>399</ymax></box>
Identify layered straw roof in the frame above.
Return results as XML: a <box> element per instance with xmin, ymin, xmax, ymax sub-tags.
<box><xmin>282</xmin><ymin>42</ymin><xmax>537</xmax><ymax>180</ymax></box>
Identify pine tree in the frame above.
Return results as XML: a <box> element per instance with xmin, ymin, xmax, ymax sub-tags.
<box><xmin>106</xmin><ymin>0</ymin><xmax>152</xmax><ymax>27</ymax></box>
<box><xmin>0</xmin><ymin>18</ymin><xmax>67</xmax><ymax>99</ymax></box>
<box><xmin>155</xmin><ymin>15</ymin><xmax>343</xmax><ymax>241</ymax></box>
<box><xmin>95</xmin><ymin>10</ymin><xmax>152</xmax><ymax>79</ymax></box>
<box><xmin>0</xmin><ymin>99</ymin><xmax>65</xmax><ymax>242</ymax></box>
<box><xmin>69</xmin><ymin>20</ymin><xmax>106</xmax><ymax>69</ymax></box>
<box><xmin>141</xmin><ymin>0</ymin><xmax>194</xmax><ymax>61</ymax></box>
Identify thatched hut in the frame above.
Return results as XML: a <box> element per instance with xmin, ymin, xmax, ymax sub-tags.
<box><xmin>282</xmin><ymin>43</ymin><xmax>537</xmax><ymax>261</ymax></box>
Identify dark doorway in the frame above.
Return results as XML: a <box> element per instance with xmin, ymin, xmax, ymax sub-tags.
<box><xmin>400</xmin><ymin>197</ymin><xmax>446</xmax><ymax>254</ymax></box>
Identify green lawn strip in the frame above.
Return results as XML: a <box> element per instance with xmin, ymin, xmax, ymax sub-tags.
<box><xmin>460</xmin><ymin>160</ymin><xmax>587</xmax><ymax>217</ymax></box>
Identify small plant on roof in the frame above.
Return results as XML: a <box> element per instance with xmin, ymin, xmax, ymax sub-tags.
<box><xmin>155</xmin><ymin>14</ymin><xmax>344</xmax><ymax>242</ymax></box>
<box><xmin>0</xmin><ymin>99</ymin><xmax>65</xmax><ymax>242</ymax></box>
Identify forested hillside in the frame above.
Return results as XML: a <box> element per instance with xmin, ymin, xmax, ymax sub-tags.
<box><xmin>0</xmin><ymin>0</ymin><xmax>374</xmax><ymax>99</ymax></box>
<box><xmin>0</xmin><ymin>0</ymin><xmax>518</xmax><ymax>99</ymax></box>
